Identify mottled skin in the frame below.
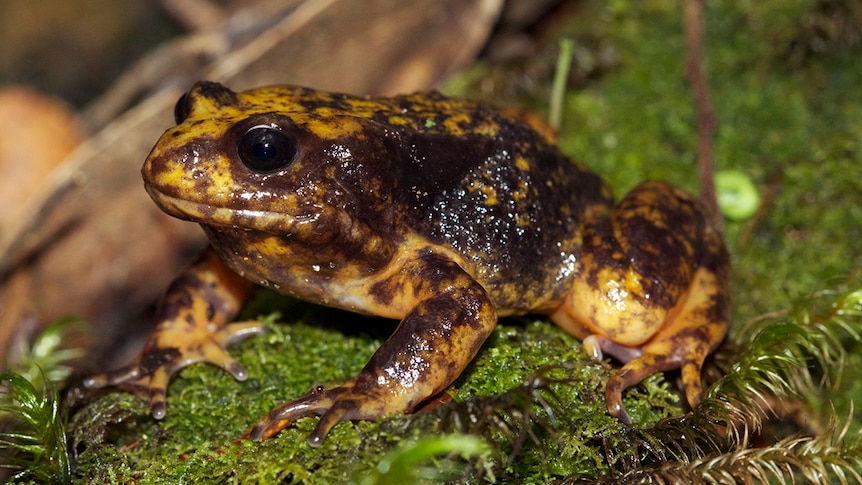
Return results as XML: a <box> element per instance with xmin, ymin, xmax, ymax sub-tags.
<box><xmin>86</xmin><ymin>81</ymin><xmax>729</xmax><ymax>446</ymax></box>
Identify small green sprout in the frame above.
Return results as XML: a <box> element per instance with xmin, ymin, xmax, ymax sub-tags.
<box><xmin>550</xmin><ymin>38</ymin><xmax>575</xmax><ymax>130</ymax></box>
<box><xmin>715</xmin><ymin>169</ymin><xmax>760</xmax><ymax>221</ymax></box>
<box><xmin>356</xmin><ymin>435</ymin><xmax>493</xmax><ymax>485</ymax></box>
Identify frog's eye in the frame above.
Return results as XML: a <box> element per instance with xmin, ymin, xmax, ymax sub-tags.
<box><xmin>173</xmin><ymin>92</ymin><xmax>191</xmax><ymax>124</ymax></box>
<box><xmin>237</xmin><ymin>126</ymin><xmax>297</xmax><ymax>173</ymax></box>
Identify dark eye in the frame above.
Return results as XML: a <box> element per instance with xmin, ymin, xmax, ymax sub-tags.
<box><xmin>237</xmin><ymin>126</ymin><xmax>297</xmax><ymax>173</ymax></box>
<box><xmin>173</xmin><ymin>91</ymin><xmax>191</xmax><ymax>124</ymax></box>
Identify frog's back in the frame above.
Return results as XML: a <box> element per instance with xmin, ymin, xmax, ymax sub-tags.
<box><xmin>349</xmin><ymin>92</ymin><xmax>615</xmax><ymax>314</ymax></box>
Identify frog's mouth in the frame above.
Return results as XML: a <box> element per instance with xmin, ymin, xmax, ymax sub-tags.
<box><xmin>145</xmin><ymin>183</ymin><xmax>320</xmax><ymax>233</ymax></box>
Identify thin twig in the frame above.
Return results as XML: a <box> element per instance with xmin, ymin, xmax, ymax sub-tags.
<box><xmin>684</xmin><ymin>0</ymin><xmax>721</xmax><ymax>228</ymax></box>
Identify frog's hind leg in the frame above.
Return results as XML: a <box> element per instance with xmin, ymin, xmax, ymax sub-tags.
<box><xmin>604</xmin><ymin>260</ymin><xmax>729</xmax><ymax>423</ymax></box>
<box><xmin>553</xmin><ymin>180</ymin><xmax>729</xmax><ymax>423</ymax></box>
<box><xmin>607</xmin><ymin>182</ymin><xmax>729</xmax><ymax>422</ymax></box>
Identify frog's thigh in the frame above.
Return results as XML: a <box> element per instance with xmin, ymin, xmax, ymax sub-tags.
<box><xmin>559</xmin><ymin>181</ymin><xmax>704</xmax><ymax>349</ymax></box>
<box><xmin>555</xmin><ymin>181</ymin><xmax>728</xmax><ymax>422</ymax></box>
<box><xmin>248</xmin><ymin>255</ymin><xmax>497</xmax><ymax>445</ymax></box>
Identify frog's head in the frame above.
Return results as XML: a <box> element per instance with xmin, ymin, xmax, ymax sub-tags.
<box><xmin>142</xmin><ymin>81</ymin><xmax>396</xmax><ymax>244</ymax></box>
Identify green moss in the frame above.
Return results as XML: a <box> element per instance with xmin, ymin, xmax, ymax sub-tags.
<box><xmin>69</xmin><ymin>314</ymin><xmax>682</xmax><ymax>483</ymax></box>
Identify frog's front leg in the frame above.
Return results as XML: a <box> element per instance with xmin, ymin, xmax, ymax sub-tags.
<box><xmin>551</xmin><ymin>180</ymin><xmax>729</xmax><ymax>423</ymax></box>
<box><xmin>247</xmin><ymin>254</ymin><xmax>497</xmax><ymax>446</ymax></box>
<box><xmin>84</xmin><ymin>247</ymin><xmax>266</xmax><ymax>418</ymax></box>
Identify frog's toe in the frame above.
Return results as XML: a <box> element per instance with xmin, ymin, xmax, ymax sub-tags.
<box><xmin>246</xmin><ymin>390</ymin><xmax>331</xmax><ymax>443</ymax></box>
<box><xmin>147</xmin><ymin>367</ymin><xmax>171</xmax><ymax>419</ymax></box>
<box><xmin>605</xmin><ymin>371</ymin><xmax>634</xmax><ymax>425</ymax></box>
<box><xmin>583</xmin><ymin>335</ymin><xmax>643</xmax><ymax>363</ymax></box>
<box><xmin>83</xmin><ymin>363</ymin><xmax>172</xmax><ymax>418</ymax></box>
<box><xmin>214</xmin><ymin>320</ymin><xmax>269</xmax><ymax>346</ymax></box>
<box><xmin>196</xmin><ymin>341</ymin><xmax>250</xmax><ymax>380</ymax></box>
<box><xmin>604</xmin><ymin>352</ymin><xmax>674</xmax><ymax>425</ymax></box>
<box><xmin>680</xmin><ymin>360</ymin><xmax>706</xmax><ymax>408</ymax></box>
<box><xmin>83</xmin><ymin>365</ymin><xmax>144</xmax><ymax>389</ymax></box>
<box><xmin>203</xmin><ymin>321</ymin><xmax>268</xmax><ymax>379</ymax></box>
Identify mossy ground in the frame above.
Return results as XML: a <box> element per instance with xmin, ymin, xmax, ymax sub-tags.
<box><xmin>69</xmin><ymin>308</ymin><xmax>680</xmax><ymax>483</ymax></box>
<box><xmin>64</xmin><ymin>0</ymin><xmax>862</xmax><ymax>483</ymax></box>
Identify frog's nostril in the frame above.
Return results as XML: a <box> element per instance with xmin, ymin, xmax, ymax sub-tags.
<box><xmin>237</xmin><ymin>126</ymin><xmax>297</xmax><ymax>173</ymax></box>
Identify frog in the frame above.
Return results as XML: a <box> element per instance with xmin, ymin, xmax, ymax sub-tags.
<box><xmin>85</xmin><ymin>81</ymin><xmax>729</xmax><ymax>446</ymax></box>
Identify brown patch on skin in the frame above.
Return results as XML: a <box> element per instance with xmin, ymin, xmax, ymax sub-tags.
<box><xmin>368</xmin><ymin>279</ymin><xmax>397</xmax><ymax>307</ymax></box>
<box><xmin>136</xmin><ymin>348</ymin><xmax>182</xmax><ymax>375</ymax></box>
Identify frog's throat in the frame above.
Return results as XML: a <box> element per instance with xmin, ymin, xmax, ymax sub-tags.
<box><xmin>145</xmin><ymin>184</ymin><xmax>318</xmax><ymax>232</ymax></box>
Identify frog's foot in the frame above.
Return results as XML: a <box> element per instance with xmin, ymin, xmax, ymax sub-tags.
<box><xmin>246</xmin><ymin>379</ymin><xmax>386</xmax><ymax>446</ymax></box>
<box><xmin>84</xmin><ymin>320</ymin><xmax>267</xmax><ymax>419</ymax></box>
<box><xmin>582</xmin><ymin>335</ymin><xmax>664</xmax><ymax>424</ymax></box>
<box><xmin>85</xmin><ymin>249</ymin><xmax>259</xmax><ymax>417</ymax></box>
<box><xmin>602</xmin><ymin>350</ymin><xmax>697</xmax><ymax>425</ymax></box>
<box><xmin>584</xmin><ymin>334</ymin><xmax>709</xmax><ymax>422</ymax></box>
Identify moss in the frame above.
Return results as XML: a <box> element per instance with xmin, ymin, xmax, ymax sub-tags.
<box><xmin>64</xmin><ymin>0</ymin><xmax>862</xmax><ymax>482</ymax></box>
<box><xmin>68</xmin><ymin>313</ymin><xmax>681</xmax><ymax>483</ymax></box>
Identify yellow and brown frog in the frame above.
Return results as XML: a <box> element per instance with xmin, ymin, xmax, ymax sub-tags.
<box><xmin>86</xmin><ymin>81</ymin><xmax>729</xmax><ymax>446</ymax></box>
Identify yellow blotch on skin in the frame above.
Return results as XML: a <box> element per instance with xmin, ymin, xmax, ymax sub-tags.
<box><xmin>313</xmin><ymin>106</ymin><xmax>339</xmax><ymax>119</ymax></box>
<box><xmin>153</xmin><ymin>161</ymin><xmax>188</xmax><ymax>190</ymax></box>
<box><xmin>192</xmin><ymin>95</ymin><xmax>246</xmax><ymax>121</ymax></box>
<box><xmin>166</xmin><ymin>118</ymin><xmax>235</xmax><ymax>148</ymax></box>
<box><xmin>345</xmin><ymin>98</ymin><xmax>389</xmax><ymax>116</ymax></box>
<box><xmin>598</xmin><ymin>269</ymin><xmax>629</xmax><ymax>313</ymax></box>
<box><xmin>623</xmin><ymin>267</ymin><xmax>644</xmax><ymax>297</ymax></box>
<box><xmin>512</xmin><ymin>180</ymin><xmax>530</xmax><ymax>203</ymax></box>
<box><xmin>471</xmin><ymin>120</ymin><xmax>500</xmax><ymax>137</ymax></box>
<box><xmin>387</xmin><ymin>115</ymin><xmax>411</xmax><ymax>126</ymax></box>
<box><xmin>305</xmin><ymin>116</ymin><xmax>366</xmax><ymax>140</ymax></box>
<box><xmin>467</xmin><ymin>180</ymin><xmax>499</xmax><ymax>206</ymax></box>
<box><xmin>442</xmin><ymin>113</ymin><xmax>471</xmax><ymax>136</ymax></box>
<box><xmin>204</xmin><ymin>164</ymin><xmax>240</xmax><ymax>198</ymax></box>
<box><xmin>480</xmin><ymin>186</ymin><xmax>498</xmax><ymax>205</ymax></box>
